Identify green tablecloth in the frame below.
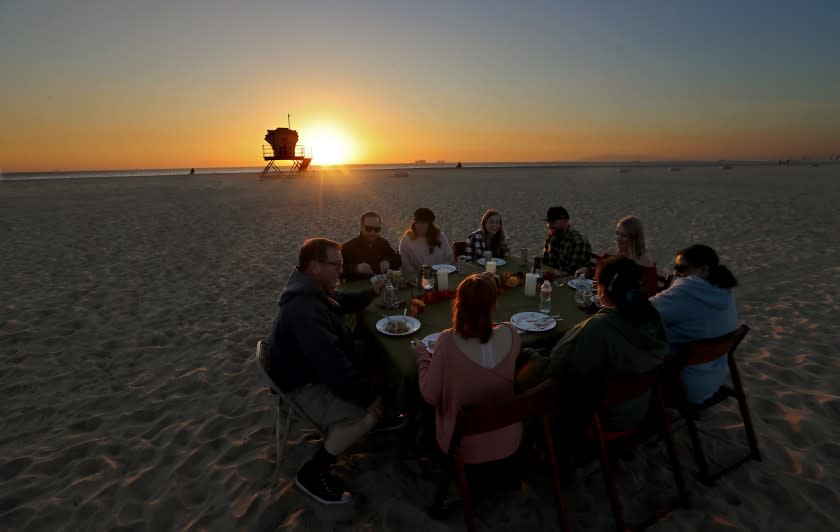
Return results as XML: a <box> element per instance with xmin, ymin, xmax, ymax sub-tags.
<box><xmin>346</xmin><ymin>258</ymin><xmax>590</xmax><ymax>384</ymax></box>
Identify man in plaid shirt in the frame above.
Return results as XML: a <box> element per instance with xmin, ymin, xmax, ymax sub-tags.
<box><xmin>542</xmin><ymin>206</ymin><xmax>592</xmax><ymax>274</ymax></box>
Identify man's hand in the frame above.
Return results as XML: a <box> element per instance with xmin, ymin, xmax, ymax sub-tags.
<box><xmin>379</xmin><ymin>260</ymin><xmax>391</xmax><ymax>274</ymax></box>
<box><xmin>357</xmin><ymin>263</ymin><xmax>374</xmax><ymax>275</ymax></box>
<box><xmin>371</xmin><ymin>279</ymin><xmax>386</xmax><ymax>295</ymax></box>
<box><xmin>367</xmin><ymin>396</ymin><xmax>384</xmax><ymax>419</ymax></box>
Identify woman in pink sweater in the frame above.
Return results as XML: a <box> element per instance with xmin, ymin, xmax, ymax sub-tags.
<box><xmin>414</xmin><ymin>274</ymin><xmax>522</xmax><ymax>464</ymax></box>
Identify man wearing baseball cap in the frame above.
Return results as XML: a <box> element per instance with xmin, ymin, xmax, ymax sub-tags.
<box><xmin>542</xmin><ymin>206</ymin><xmax>592</xmax><ymax>274</ymax></box>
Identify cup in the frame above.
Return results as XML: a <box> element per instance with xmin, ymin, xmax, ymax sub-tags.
<box><xmin>519</xmin><ymin>247</ymin><xmax>529</xmax><ymax>269</ymax></box>
<box><xmin>436</xmin><ymin>269</ymin><xmax>449</xmax><ymax>290</ymax></box>
<box><xmin>483</xmin><ymin>251</ymin><xmax>493</xmax><ymax>264</ymax></box>
<box><xmin>457</xmin><ymin>255</ymin><xmax>467</xmax><ymax>274</ymax></box>
<box><xmin>485</xmin><ymin>260</ymin><xmax>497</xmax><ymax>273</ymax></box>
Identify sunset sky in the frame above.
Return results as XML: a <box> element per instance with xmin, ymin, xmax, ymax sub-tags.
<box><xmin>1</xmin><ymin>1</ymin><xmax>838</xmax><ymax>172</ymax></box>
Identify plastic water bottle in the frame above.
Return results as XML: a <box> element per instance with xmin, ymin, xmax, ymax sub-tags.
<box><xmin>575</xmin><ymin>272</ymin><xmax>587</xmax><ymax>306</ymax></box>
<box><xmin>383</xmin><ymin>278</ymin><xmax>397</xmax><ymax>308</ymax></box>
<box><xmin>539</xmin><ymin>280</ymin><xmax>552</xmax><ymax>313</ymax></box>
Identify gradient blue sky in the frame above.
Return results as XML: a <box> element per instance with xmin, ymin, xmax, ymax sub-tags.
<box><xmin>1</xmin><ymin>0</ymin><xmax>838</xmax><ymax>171</ymax></box>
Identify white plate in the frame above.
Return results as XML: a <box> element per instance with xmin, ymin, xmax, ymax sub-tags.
<box><xmin>432</xmin><ymin>264</ymin><xmax>456</xmax><ymax>274</ymax></box>
<box><xmin>510</xmin><ymin>312</ymin><xmax>557</xmax><ymax>332</ymax></box>
<box><xmin>567</xmin><ymin>278</ymin><xmax>594</xmax><ymax>290</ymax></box>
<box><xmin>370</xmin><ymin>274</ymin><xmax>387</xmax><ymax>284</ymax></box>
<box><xmin>476</xmin><ymin>257</ymin><xmax>506</xmax><ymax>266</ymax></box>
<box><xmin>376</xmin><ymin>316</ymin><xmax>421</xmax><ymax>336</ymax></box>
<box><xmin>421</xmin><ymin>332</ymin><xmax>441</xmax><ymax>353</ymax></box>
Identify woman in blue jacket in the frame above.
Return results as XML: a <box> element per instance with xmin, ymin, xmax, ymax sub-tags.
<box><xmin>649</xmin><ymin>245</ymin><xmax>739</xmax><ymax>404</ymax></box>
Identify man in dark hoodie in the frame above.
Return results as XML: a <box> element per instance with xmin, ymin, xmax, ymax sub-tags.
<box><xmin>266</xmin><ymin>237</ymin><xmax>403</xmax><ymax>505</ymax></box>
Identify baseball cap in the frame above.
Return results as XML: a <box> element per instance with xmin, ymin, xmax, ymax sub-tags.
<box><xmin>544</xmin><ymin>206</ymin><xmax>569</xmax><ymax>222</ymax></box>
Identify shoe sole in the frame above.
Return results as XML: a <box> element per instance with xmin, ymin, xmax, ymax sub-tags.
<box><xmin>295</xmin><ymin>477</ymin><xmax>353</xmax><ymax>505</ymax></box>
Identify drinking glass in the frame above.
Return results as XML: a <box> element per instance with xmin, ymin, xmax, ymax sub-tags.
<box><xmin>483</xmin><ymin>251</ymin><xmax>493</xmax><ymax>263</ymax></box>
<box><xmin>519</xmin><ymin>247</ymin><xmax>529</xmax><ymax>269</ymax></box>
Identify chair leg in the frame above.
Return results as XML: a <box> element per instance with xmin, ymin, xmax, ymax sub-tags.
<box><xmin>431</xmin><ymin>463</ymin><xmax>453</xmax><ymax>517</ymax></box>
<box><xmin>278</xmin><ymin>402</ymin><xmax>293</xmax><ymax>463</ymax></box>
<box><xmin>454</xmin><ymin>450</ymin><xmax>476</xmax><ymax>532</ymax></box>
<box><xmin>274</xmin><ymin>401</ymin><xmax>282</xmax><ymax>464</ymax></box>
<box><xmin>594</xmin><ymin>417</ymin><xmax>626</xmax><ymax>532</ymax></box>
<box><xmin>657</xmin><ymin>387</ymin><xmax>689</xmax><ymax>506</ymax></box>
<box><xmin>543</xmin><ymin>415</ymin><xmax>571</xmax><ymax>532</ymax></box>
<box><xmin>729</xmin><ymin>359</ymin><xmax>762</xmax><ymax>461</ymax></box>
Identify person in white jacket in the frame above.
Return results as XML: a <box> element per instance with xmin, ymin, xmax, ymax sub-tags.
<box><xmin>399</xmin><ymin>207</ymin><xmax>454</xmax><ymax>278</ymax></box>
<box><xmin>650</xmin><ymin>245</ymin><xmax>739</xmax><ymax>404</ymax></box>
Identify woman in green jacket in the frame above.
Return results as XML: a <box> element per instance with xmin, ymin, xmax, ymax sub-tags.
<box><xmin>518</xmin><ymin>256</ymin><xmax>667</xmax><ymax>432</ymax></box>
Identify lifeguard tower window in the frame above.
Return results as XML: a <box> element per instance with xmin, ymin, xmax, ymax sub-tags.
<box><xmin>261</xmin><ymin>127</ymin><xmax>312</xmax><ymax>177</ymax></box>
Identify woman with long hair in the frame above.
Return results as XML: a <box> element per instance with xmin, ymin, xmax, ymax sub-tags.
<box><xmin>415</xmin><ymin>274</ymin><xmax>522</xmax><ymax>464</ymax></box>
<box><xmin>577</xmin><ymin>215</ymin><xmax>659</xmax><ymax>297</ymax></box>
<box><xmin>650</xmin><ymin>244</ymin><xmax>739</xmax><ymax>404</ymax></box>
<box><xmin>546</xmin><ymin>256</ymin><xmax>668</xmax><ymax>431</ymax></box>
<box><xmin>465</xmin><ymin>209</ymin><xmax>511</xmax><ymax>261</ymax></box>
<box><xmin>399</xmin><ymin>207</ymin><xmax>454</xmax><ymax>277</ymax></box>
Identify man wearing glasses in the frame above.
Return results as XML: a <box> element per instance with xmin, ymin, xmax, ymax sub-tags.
<box><xmin>341</xmin><ymin>210</ymin><xmax>402</xmax><ymax>281</ymax></box>
<box><xmin>541</xmin><ymin>206</ymin><xmax>592</xmax><ymax>274</ymax></box>
<box><xmin>265</xmin><ymin>238</ymin><xmax>404</xmax><ymax>505</ymax></box>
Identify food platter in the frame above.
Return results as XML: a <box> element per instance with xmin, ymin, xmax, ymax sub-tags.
<box><xmin>421</xmin><ymin>332</ymin><xmax>441</xmax><ymax>353</ymax></box>
<box><xmin>375</xmin><ymin>316</ymin><xmax>421</xmax><ymax>336</ymax></box>
<box><xmin>510</xmin><ymin>312</ymin><xmax>557</xmax><ymax>332</ymax></box>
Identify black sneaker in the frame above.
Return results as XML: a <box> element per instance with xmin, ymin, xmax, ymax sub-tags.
<box><xmin>295</xmin><ymin>465</ymin><xmax>352</xmax><ymax>505</ymax></box>
<box><xmin>369</xmin><ymin>414</ymin><xmax>409</xmax><ymax>434</ymax></box>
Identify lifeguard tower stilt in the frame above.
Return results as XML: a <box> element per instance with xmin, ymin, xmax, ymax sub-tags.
<box><xmin>261</xmin><ymin>127</ymin><xmax>313</xmax><ymax>178</ymax></box>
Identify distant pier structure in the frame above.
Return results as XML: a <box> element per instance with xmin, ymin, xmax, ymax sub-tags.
<box><xmin>261</xmin><ymin>127</ymin><xmax>312</xmax><ymax>177</ymax></box>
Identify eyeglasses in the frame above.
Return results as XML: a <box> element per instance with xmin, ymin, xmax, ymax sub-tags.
<box><xmin>363</xmin><ymin>226</ymin><xmax>382</xmax><ymax>232</ymax></box>
<box><xmin>321</xmin><ymin>260</ymin><xmax>344</xmax><ymax>268</ymax></box>
<box><xmin>672</xmin><ymin>263</ymin><xmax>691</xmax><ymax>274</ymax></box>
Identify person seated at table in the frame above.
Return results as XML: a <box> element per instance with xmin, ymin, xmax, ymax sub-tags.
<box><xmin>518</xmin><ymin>256</ymin><xmax>667</xmax><ymax>432</ymax></box>
<box><xmin>649</xmin><ymin>244</ymin><xmax>739</xmax><ymax>404</ymax></box>
<box><xmin>575</xmin><ymin>215</ymin><xmax>660</xmax><ymax>298</ymax></box>
<box><xmin>399</xmin><ymin>207</ymin><xmax>454</xmax><ymax>278</ymax></box>
<box><xmin>265</xmin><ymin>238</ymin><xmax>406</xmax><ymax>505</ymax></box>
<box><xmin>542</xmin><ymin>206</ymin><xmax>592</xmax><ymax>275</ymax></box>
<box><xmin>341</xmin><ymin>210</ymin><xmax>402</xmax><ymax>281</ymax></box>
<box><xmin>414</xmin><ymin>274</ymin><xmax>522</xmax><ymax>465</ymax></box>
<box><xmin>465</xmin><ymin>209</ymin><xmax>511</xmax><ymax>261</ymax></box>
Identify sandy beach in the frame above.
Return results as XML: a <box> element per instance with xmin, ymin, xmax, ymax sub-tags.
<box><xmin>2</xmin><ymin>164</ymin><xmax>839</xmax><ymax>530</ymax></box>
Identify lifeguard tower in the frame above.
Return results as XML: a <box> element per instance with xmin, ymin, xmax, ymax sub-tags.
<box><xmin>261</xmin><ymin>126</ymin><xmax>312</xmax><ymax>177</ymax></box>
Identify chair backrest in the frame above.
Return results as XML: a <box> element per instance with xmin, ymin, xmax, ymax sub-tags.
<box><xmin>451</xmin><ymin>380</ymin><xmax>555</xmax><ymax>446</ymax></box>
<box><xmin>684</xmin><ymin>324</ymin><xmax>750</xmax><ymax>366</ymax></box>
<box><xmin>452</xmin><ymin>240</ymin><xmax>467</xmax><ymax>258</ymax></box>
<box><xmin>601</xmin><ymin>366</ymin><xmax>663</xmax><ymax>407</ymax></box>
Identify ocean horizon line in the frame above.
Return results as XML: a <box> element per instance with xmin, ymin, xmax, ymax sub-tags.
<box><xmin>2</xmin><ymin>158</ymin><xmax>837</xmax><ymax>181</ymax></box>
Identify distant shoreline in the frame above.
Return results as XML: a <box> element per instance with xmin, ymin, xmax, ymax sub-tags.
<box><xmin>3</xmin><ymin>159</ymin><xmax>838</xmax><ymax>181</ymax></box>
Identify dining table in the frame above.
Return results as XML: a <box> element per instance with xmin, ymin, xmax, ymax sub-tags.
<box><xmin>342</xmin><ymin>257</ymin><xmax>592</xmax><ymax>410</ymax></box>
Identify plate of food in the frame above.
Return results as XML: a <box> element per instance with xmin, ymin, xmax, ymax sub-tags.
<box><xmin>432</xmin><ymin>264</ymin><xmax>456</xmax><ymax>274</ymax></box>
<box><xmin>567</xmin><ymin>277</ymin><xmax>594</xmax><ymax>290</ymax></box>
<box><xmin>476</xmin><ymin>257</ymin><xmax>506</xmax><ymax>266</ymax></box>
<box><xmin>510</xmin><ymin>312</ymin><xmax>557</xmax><ymax>332</ymax></box>
<box><xmin>376</xmin><ymin>316</ymin><xmax>421</xmax><ymax>336</ymax></box>
<box><xmin>420</xmin><ymin>332</ymin><xmax>441</xmax><ymax>353</ymax></box>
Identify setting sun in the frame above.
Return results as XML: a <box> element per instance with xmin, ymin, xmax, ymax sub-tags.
<box><xmin>303</xmin><ymin>125</ymin><xmax>355</xmax><ymax>165</ymax></box>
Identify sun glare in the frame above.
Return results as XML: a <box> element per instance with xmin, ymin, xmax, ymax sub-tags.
<box><xmin>304</xmin><ymin>125</ymin><xmax>354</xmax><ymax>165</ymax></box>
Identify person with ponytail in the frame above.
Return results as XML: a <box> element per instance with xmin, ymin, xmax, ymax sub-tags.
<box><xmin>546</xmin><ymin>256</ymin><xmax>668</xmax><ymax>431</ymax></box>
<box><xmin>650</xmin><ymin>244</ymin><xmax>739</xmax><ymax>404</ymax></box>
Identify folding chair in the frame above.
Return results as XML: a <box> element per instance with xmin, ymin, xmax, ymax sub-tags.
<box><xmin>254</xmin><ymin>340</ymin><xmax>323</xmax><ymax>464</ymax></box>
<box><xmin>674</xmin><ymin>324</ymin><xmax>760</xmax><ymax>484</ymax></box>
<box><xmin>432</xmin><ymin>380</ymin><xmax>570</xmax><ymax>532</ymax></box>
<box><xmin>589</xmin><ymin>367</ymin><xmax>689</xmax><ymax>531</ymax></box>
<box><xmin>452</xmin><ymin>240</ymin><xmax>467</xmax><ymax>259</ymax></box>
